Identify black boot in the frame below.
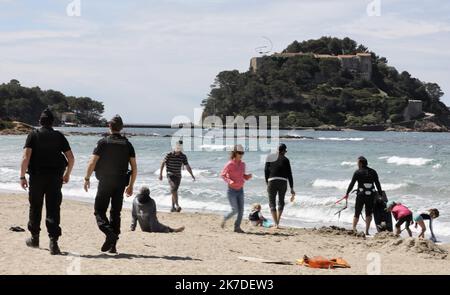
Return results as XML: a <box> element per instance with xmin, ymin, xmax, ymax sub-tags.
<box><xmin>49</xmin><ymin>239</ymin><xmax>61</xmax><ymax>255</ymax></box>
<box><xmin>26</xmin><ymin>235</ymin><xmax>39</xmax><ymax>248</ymax></box>
<box><xmin>101</xmin><ymin>233</ymin><xmax>118</xmax><ymax>252</ymax></box>
<box><xmin>109</xmin><ymin>241</ymin><xmax>117</xmax><ymax>254</ymax></box>
<box><xmin>234</xmin><ymin>227</ymin><xmax>245</xmax><ymax>234</ymax></box>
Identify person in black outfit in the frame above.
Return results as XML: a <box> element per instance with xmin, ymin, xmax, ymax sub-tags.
<box><xmin>83</xmin><ymin>115</ymin><xmax>137</xmax><ymax>253</ymax></box>
<box><xmin>264</xmin><ymin>144</ymin><xmax>296</xmax><ymax>229</ymax></box>
<box><xmin>345</xmin><ymin>156</ymin><xmax>382</xmax><ymax>235</ymax></box>
<box><xmin>20</xmin><ymin>108</ymin><xmax>75</xmax><ymax>255</ymax></box>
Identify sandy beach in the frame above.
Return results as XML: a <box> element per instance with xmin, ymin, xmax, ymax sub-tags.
<box><xmin>0</xmin><ymin>192</ymin><xmax>449</xmax><ymax>275</ymax></box>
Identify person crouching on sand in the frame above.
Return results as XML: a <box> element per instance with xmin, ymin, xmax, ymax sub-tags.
<box><xmin>386</xmin><ymin>201</ymin><xmax>413</xmax><ymax>237</ymax></box>
<box><xmin>248</xmin><ymin>203</ymin><xmax>267</xmax><ymax>226</ymax></box>
<box><xmin>414</xmin><ymin>208</ymin><xmax>439</xmax><ymax>241</ymax></box>
<box><xmin>130</xmin><ymin>187</ymin><xmax>185</xmax><ymax>233</ymax></box>
<box><xmin>220</xmin><ymin>144</ymin><xmax>252</xmax><ymax>233</ymax></box>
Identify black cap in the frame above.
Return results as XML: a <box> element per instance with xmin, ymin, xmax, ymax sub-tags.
<box><xmin>109</xmin><ymin>114</ymin><xmax>123</xmax><ymax>131</ymax></box>
<box><xmin>39</xmin><ymin>108</ymin><xmax>54</xmax><ymax>126</ymax></box>
<box><xmin>278</xmin><ymin>143</ymin><xmax>287</xmax><ymax>153</ymax></box>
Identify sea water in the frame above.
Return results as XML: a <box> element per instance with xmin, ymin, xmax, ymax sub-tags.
<box><xmin>1</xmin><ymin>128</ymin><xmax>449</xmax><ymax>241</ymax></box>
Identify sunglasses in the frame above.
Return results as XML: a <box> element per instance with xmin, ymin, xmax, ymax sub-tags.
<box><xmin>236</xmin><ymin>151</ymin><xmax>245</xmax><ymax>155</ymax></box>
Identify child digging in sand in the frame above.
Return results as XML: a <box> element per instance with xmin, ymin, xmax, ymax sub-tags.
<box><xmin>248</xmin><ymin>203</ymin><xmax>267</xmax><ymax>226</ymax></box>
<box><xmin>386</xmin><ymin>201</ymin><xmax>413</xmax><ymax>237</ymax></box>
<box><xmin>414</xmin><ymin>209</ymin><xmax>440</xmax><ymax>241</ymax></box>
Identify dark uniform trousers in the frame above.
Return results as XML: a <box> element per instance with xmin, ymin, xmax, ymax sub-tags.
<box><xmin>28</xmin><ymin>174</ymin><xmax>63</xmax><ymax>239</ymax></box>
<box><xmin>94</xmin><ymin>175</ymin><xmax>127</xmax><ymax>237</ymax></box>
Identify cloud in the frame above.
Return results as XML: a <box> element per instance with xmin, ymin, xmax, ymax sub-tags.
<box><xmin>1</xmin><ymin>0</ymin><xmax>450</xmax><ymax>122</ymax></box>
<box><xmin>339</xmin><ymin>15</ymin><xmax>450</xmax><ymax>39</ymax></box>
<box><xmin>0</xmin><ymin>30</ymin><xmax>82</xmax><ymax>43</ymax></box>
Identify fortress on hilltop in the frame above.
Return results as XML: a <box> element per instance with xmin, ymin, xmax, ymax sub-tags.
<box><xmin>250</xmin><ymin>52</ymin><xmax>373</xmax><ymax>80</ymax></box>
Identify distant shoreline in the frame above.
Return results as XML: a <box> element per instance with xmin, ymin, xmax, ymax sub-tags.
<box><xmin>1</xmin><ymin>120</ymin><xmax>449</xmax><ymax>136</ymax></box>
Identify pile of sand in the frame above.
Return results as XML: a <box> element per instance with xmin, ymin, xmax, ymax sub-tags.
<box><xmin>399</xmin><ymin>238</ymin><xmax>448</xmax><ymax>259</ymax></box>
<box><xmin>368</xmin><ymin>232</ymin><xmax>448</xmax><ymax>259</ymax></box>
<box><xmin>373</xmin><ymin>231</ymin><xmax>398</xmax><ymax>240</ymax></box>
<box><xmin>313</xmin><ymin>226</ymin><xmax>366</xmax><ymax>238</ymax></box>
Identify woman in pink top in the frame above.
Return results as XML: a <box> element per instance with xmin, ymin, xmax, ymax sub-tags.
<box><xmin>220</xmin><ymin>144</ymin><xmax>252</xmax><ymax>233</ymax></box>
<box><xmin>386</xmin><ymin>201</ymin><xmax>413</xmax><ymax>237</ymax></box>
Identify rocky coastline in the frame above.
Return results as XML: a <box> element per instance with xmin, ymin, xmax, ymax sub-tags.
<box><xmin>1</xmin><ymin>120</ymin><xmax>449</xmax><ymax>136</ymax></box>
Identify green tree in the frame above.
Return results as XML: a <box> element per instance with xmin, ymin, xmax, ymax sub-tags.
<box><xmin>202</xmin><ymin>37</ymin><xmax>449</xmax><ymax>128</ymax></box>
<box><xmin>0</xmin><ymin>80</ymin><xmax>104</xmax><ymax>125</ymax></box>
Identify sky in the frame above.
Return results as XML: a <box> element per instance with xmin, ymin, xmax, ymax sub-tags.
<box><xmin>1</xmin><ymin>0</ymin><xmax>450</xmax><ymax>124</ymax></box>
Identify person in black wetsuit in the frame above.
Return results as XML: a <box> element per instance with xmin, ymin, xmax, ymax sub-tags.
<box><xmin>264</xmin><ymin>144</ymin><xmax>296</xmax><ymax>229</ymax></box>
<box><xmin>20</xmin><ymin>108</ymin><xmax>75</xmax><ymax>255</ymax></box>
<box><xmin>83</xmin><ymin>115</ymin><xmax>137</xmax><ymax>253</ymax></box>
<box><xmin>130</xmin><ymin>187</ymin><xmax>184</xmax><ymax>233</ymax></box>
<box><xmin>345</xmin><ymin>156</ymin><xmax>382</xmax><ymax>235</ymax></box>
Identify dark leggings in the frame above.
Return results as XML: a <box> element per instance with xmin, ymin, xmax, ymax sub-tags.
<box><xmin>268</xmin><ymin>180</ymin><xmax>288</xmax><ymax>212</ymax></box>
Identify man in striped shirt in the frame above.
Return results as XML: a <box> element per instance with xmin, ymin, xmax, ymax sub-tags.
<box><xmin>159</xmin><ymin>140</ymin><xmax>195</xmax><ymax>212</ymax></box>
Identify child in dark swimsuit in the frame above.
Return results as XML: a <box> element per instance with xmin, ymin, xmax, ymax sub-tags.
<box><xmin>414</xmin><ymin>209</ymin><xmax>439</xmax><ymax>241</ymax></box>
<box><xmin>248</xmin><ymin>203</ymin><xmax>267</xmax><ymax>226</ymax></box>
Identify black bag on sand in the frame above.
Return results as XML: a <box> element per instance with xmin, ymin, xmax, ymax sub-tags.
<box><xmin>373</xmin><ymin>191</ymin><xmax>393</xmax><ymax>232</ymax></box>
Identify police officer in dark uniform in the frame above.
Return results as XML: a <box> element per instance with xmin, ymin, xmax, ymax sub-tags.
<box><xmin>83</xmin><ymin>115</ymin><xmax>137</xmax><ymax>253</ymax></box>
<box><xmin>345</xmin><ymin>156</ymin><xmax>383</xmax><ymax>235</ymax></box>
<box><xmin>20</xmin><ymin>108</ymin><xmax>75</xmax><ymax>255</ymax></box>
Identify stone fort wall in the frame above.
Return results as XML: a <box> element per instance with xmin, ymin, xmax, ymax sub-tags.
<box><xmin>250</xmin><ymin>52</ymin><xmax>372</xmax><ymax>80</ymax></box>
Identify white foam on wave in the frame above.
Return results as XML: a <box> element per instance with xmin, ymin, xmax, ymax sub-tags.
<box><xmin>296</xmin><ymin>195</ymin><xmax>344</xmax><ymax>207</ymax></box>
<box><xmin>151</xmin><ymin>193</ymin><xmax>231</xmax><ymax>212</ymax></box>
<box><xmin>340</xmin><ymin>161</ymin><xmax>355</xmax><ymax>167</ymax></box>
<box><xmin>0</xmin><ymin>168</ymin><xmax>18</xmax><ymax>183</ymax></box>
<box><xmin>317</xmin><ymin>137</ymin><xmax>364</xmax><ymax>142</ymax></box>
<box><xmin>312</xmin><ymin>179</ymin><xmax>408</xmax><ymax>191</ymax></box>
<box><xmin>199</xmin><ymin>144</ymin><xmax>233</xmax><ymax>151</ymax></box>
<box><xmin>0</xmin><ymin>167</ymin><xmax>17</xmax><ymax>174</ymax></box>
<box><xmin>283</xmin><ymin>204</ymin><xmax>343</xmax><ymax>223</ymax></box>
<box><xmin>312</xmin><ymin>179</ymin><xmax>349</xmax><ymax>190</ymax></box>
<box><xmin>380</xmin><ymin>156</ymin><xmax>433</xmax><ymax>166</ymax></box>
<box><xmin>433</xmin><ymin>163</ymin><xmax>442</xmax><ymax>169</ymax></box>
<box><xmin>153</xmin><ymin>168</ymin><xmax>217</xmax><ymax>178</ymax></box>
<box><xmin>0</xmin><ymin>182</ymin><xmax>23</xmax><ymax>192</ymax></box>
<box><xmin>2</xmin><ymin>180</ymin><xmax>450</xmax><ymax>242</ymax></box>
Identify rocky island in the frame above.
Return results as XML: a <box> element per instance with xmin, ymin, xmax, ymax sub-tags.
<box><xmin>201</xmin><ymin>37</ymin><xmax>450</xmax><ymax>132</ymax></box>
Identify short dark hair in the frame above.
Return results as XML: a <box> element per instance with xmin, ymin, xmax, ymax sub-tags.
<box><xmin>39</xmin><ymin>108</ymin><xmax>55</xmax><ymax>127</ymax></box>
<box><xmin>430</xmin><ymin>208</ymin><xmax>440</xmax><ymax>218</ymax></box>
<box><xmin>358</xmin><ymin>156</ymin><xmax>368</xmax><ymax>167</ymax></box>
<box><xmin>109</xmin><ymin>115</ymin><xmax>123</xmax><ymax>132</ymax></box>
<box><xmin>278</xmin><ymin>143</ymin><xmax>287</xmax><ymax>153</ymax></box>
<box><xmin>139</xmin><ymin>186</ymin><xmax>150</xmax><ymax>196</ymax></box>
